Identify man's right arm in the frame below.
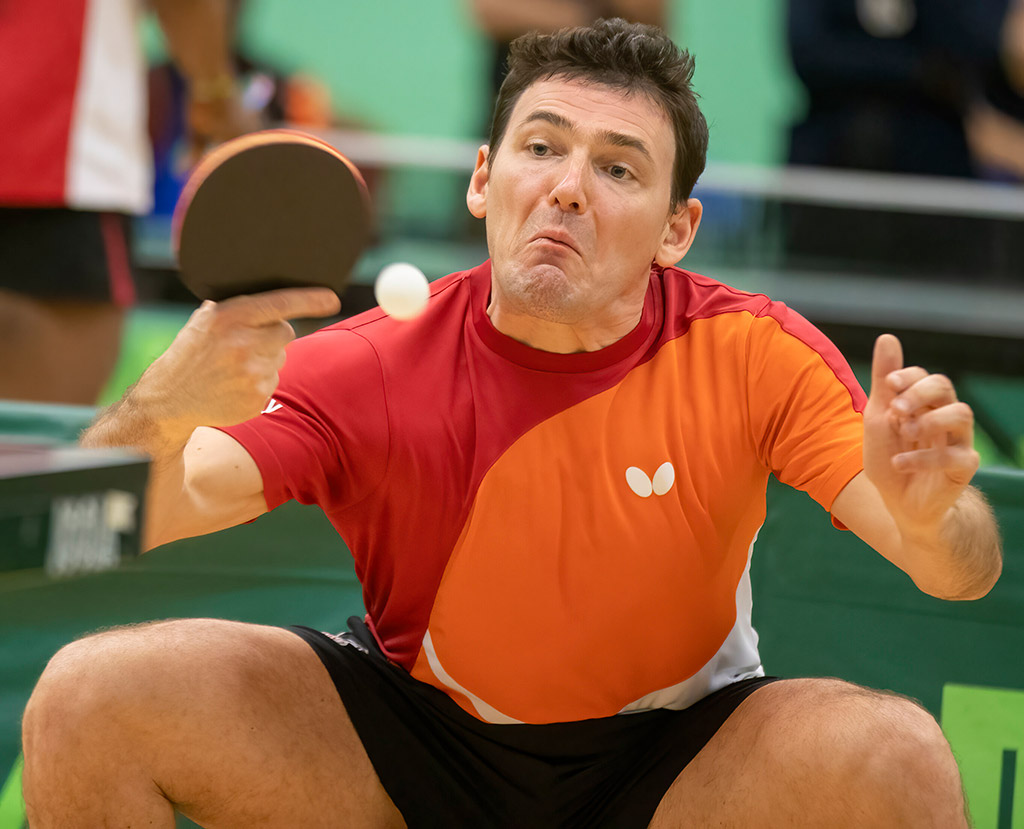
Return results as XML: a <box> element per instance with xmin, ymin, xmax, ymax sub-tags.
<box><xmin>81</xmin><ymin>288</ymin><xmax>340</xmax><ymax>551</ymax></box>
<box><xmin>83</xmin><ymin>418</ymin><xmax>265</xmax><ymax>551</ymax></box>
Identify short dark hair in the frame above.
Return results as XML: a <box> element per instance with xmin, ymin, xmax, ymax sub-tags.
<box><xmin>487</xmin><ymin>18</ymin><xmax>708</xmax><ymax>208</ymax></box>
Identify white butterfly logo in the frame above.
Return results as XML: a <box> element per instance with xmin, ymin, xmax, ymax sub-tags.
<box><xmin>625</xmin><ymin>462</ymin><xmax>676</xmax><ymax>498</ymax></box>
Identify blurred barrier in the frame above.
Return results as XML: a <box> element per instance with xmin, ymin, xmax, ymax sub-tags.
<box><xmin>137</xmin><ymin>127</ymin><xmax>1024</xmax><ymax>273</ymax></box>
<box><xmin>313</xmin><ymin>128</ymin><xmax>1024</xmax><ymax>220</ymax></box>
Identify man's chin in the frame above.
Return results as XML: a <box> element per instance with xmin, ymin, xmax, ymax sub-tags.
<box><xmin>498</xmin><ymin>266</ymin><xmax>584</xmax><ymax>322</ymax></box>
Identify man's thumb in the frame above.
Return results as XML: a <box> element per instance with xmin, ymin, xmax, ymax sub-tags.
<box><xmin>870</xmin><ymin>333</ymin><xmax>903</xmax><ymax>405</ymax></box>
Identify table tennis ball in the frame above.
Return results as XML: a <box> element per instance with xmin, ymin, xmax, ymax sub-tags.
<box><xmin>374</xmin><ymin>262</ymin><xmax>430</xmax><ymax>320</ymax></box>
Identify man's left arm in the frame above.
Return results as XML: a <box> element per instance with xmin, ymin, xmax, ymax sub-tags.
<box><xmin>831</xmin><ymin>334</ymin><xmax>1003</xmax><ymax>601</ymax></box>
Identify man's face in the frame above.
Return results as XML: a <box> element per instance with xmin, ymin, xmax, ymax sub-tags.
<box><xmin>467</xmin><ymin>77</ymin><xmax>693</xmax><ymax>327</ymax></box>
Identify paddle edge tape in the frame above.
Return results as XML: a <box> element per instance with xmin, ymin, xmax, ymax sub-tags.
<box><xmin>170</xmin><ymin>128</ymin><xmax>371</xmax><ymax>261</ymax></box>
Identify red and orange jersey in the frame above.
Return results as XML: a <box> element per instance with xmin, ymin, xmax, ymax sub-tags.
<box><xmin>222</xmin><ymin>261</ymin><xmax>865</xmax><ymax>724</ymax></box>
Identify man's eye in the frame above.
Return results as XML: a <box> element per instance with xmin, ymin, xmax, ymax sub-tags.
<box><xmin>609</xmin><ymin>165</ymin><xmax>630</xmax><ymax>179</ymax></box>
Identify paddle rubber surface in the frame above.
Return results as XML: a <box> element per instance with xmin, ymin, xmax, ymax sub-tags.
<box><xmin>173</xmin><ymin>130</ymin><xmax>371</xmax><ymax>301</ymax></box>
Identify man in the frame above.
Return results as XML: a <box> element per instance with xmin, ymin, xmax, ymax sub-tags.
<box><xmin>22</xmin><ymin>19</ymin><xmax>1001</xmax><ymax>828</ymax></box>
<box><xmin>0</xmin><ymin>0</ymin><xmax>254</xmax><ymax>404</ymax></box>
<box><xmin>784</xmin><ymin>0</ymin><xmax>1012</xmax><ymax>277</ymax></box>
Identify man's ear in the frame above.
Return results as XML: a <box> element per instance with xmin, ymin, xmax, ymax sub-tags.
<box><xmin>654</xmin><ymin>198</ymin><xmax>703</xmax><ymax>267</ymax></box>
<box><xmin>466</xmin><ymin>145</ymin><xmax>490</xmax><ymax>219</ymax></box>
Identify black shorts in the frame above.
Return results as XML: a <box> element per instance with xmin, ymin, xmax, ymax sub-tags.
<box><xmin>291</xmin><ymin>619</ymin><xmax>779</xmax><ymax>828</ymax></box>
<box><xmin>0</xmin><ymin>207</ymin><xmax>136</xmax><ymax>305</ymax></box>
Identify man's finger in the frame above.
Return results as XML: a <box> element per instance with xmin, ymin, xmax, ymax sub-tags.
<box><xmin>886</xmin><ymin>366</ymin><xmax>928</xmax><ymax>394</ymax></box>
<box><xmin>898</xmin><ymin>402</ymin><xmax>974</xmax><ymax>446</ymax></box>
<box><xmin>220</xmin><ymin>288</ymin><xmax>342</xmax><ymax>326</ymax></box>
<box><xmin>870</xmin><ymin>334</ymin><xmax>904</xmax><ymax>407</ymax></box>
<box><xmin>892</xmin><ymin>446</ymin><xmax>980</xmax><ymax>479</ymax></box>
<box><xmin>891</xmin><ymin>373</ymin><xmax>958</xmax><ymax>416</ymax></box>
<box><xmin>247</xmin><ymin>320</ymin><xmax>298</xmax><ymax>356</ymax></box>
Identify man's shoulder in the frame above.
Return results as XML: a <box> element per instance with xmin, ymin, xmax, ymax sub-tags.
<box><xmin>659</xmin><ymin>264</ymin><xmax>840</xmax><ymax>352</ymax></box>
<box><xmin>324</xmin><ymin>264</ymin><xmax>480</xmax><ymax>339</ymax></box>
<box><xmin>660</xmin><ymin>265</ymin><xmax>775</xmax><ymax>325</ymax></box>
<box><xmin>280</xmin><ymin>263</ymin><xmax>483</xmax><ymax>379</ymax></box>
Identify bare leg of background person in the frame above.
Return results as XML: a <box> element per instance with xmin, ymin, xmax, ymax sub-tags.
<box><xmin>0</xmin><ymin>291</ymin><xmax>124</xmax><ymax>405</ymax></box>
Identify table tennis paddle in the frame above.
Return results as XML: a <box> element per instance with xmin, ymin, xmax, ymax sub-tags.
<box><xmin>172</xmin><ymin>129</ymin><xmax>371</xmax><ymax>301</ymax></box>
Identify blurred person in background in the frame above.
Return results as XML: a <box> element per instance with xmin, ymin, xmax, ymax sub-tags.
<box><xmin>967</xmin><ymin>0</ymin><xmax>1024</xmax><ymax>182</ymax></box>
<box><xmin>783</xmin><ymin>0</ymin><xmax>1015</xmax><ymax>278</ymax></box>
<box><xmin>965</xmin><ymin>0</ymin><xmax>1024</xmax><ymax>280</ymax></box>
<box><xmin>146</xmin><ymin>0</ymin><xmax>380</xmax><ymax>317</ymax></box>
<box><xmin>787</xmin><ymin>0</ymin><xmax>1009</xmax><ymax>178</ymax></box>
<box><xmin>468</xmin><ymin>0</ymin><xmax>668</xmax><ymax>131</ymax></box>
<box><xmin>148</xmin><ymin>0</ymin><xmax>364</xmax><ymax>222</ymax></box>
<box><xmin>0</xmin><ymin>0</ymin><xmax>255</xmax><ymax>406</ymax></box>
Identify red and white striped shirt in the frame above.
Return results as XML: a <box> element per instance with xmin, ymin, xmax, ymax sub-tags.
<box><xmin>0</xmin><ymin>0</ymin><xmax>151</xmax><ymax>213</ymax></box>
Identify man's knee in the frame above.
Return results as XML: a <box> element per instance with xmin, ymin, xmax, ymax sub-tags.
<box><xmin>858</xmin><ymin>690</ymin><xmax>963</xmax><ymax>804</ymax></box>
<box><xmin>796</xmin><ymin>681</ymin><xmax>966</xmax><ymax>823</ymax></box>
<box><xmin>823</xmin><ymin>684</ymin><xmax>953</xmax><ymax>767</ymax></box>
<box><xmin>23</xmin><ymin>618</ymin><xmax>318</xmax><ymax>748</ymax></box>
<box><xmin>24</xmin><ymin>619</ymin><xmax>237</xmax><ymax>756</ymax></box>
<box><xmin>24</xmin><ymin>621</ymin><xmax>172</xmax><ymax>739</ymax></box>
<box><xmin>21</xmin><ymin>622</ymin><xmax>169</xmax><ymax>809</ymax></box>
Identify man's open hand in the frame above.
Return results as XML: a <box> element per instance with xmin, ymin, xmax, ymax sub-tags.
<box><xmin>862</xmin><ymin>334</ymin><xmax>980</xmax><ymax>535</ymax></box>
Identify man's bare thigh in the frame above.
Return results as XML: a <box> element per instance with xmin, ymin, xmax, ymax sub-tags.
<box><xmin>647</xmin><ymin>677</ymin><xmax>967</xmax><ymax>828</ymax></box>
<box><xmin>22</xmin><ymin>618</ymin><xmax>405</xmax><ymax>828</ymax></box>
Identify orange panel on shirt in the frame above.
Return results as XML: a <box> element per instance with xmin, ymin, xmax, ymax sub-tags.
<box><xmin>411</xmin><ymin>311</ymin><xmax>862</xmax><ymax>724</ymax></box>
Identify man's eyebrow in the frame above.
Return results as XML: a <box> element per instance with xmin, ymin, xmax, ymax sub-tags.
<box><xmin>521</xmin><ymin>110</ymin><xmax>653</xmax><ymax>162</ymax></box>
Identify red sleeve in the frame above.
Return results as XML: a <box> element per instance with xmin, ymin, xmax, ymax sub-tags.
<box><xmin>218</xmin><ymin>327</ymin><xmax>389</xmax><ymax>513</ymax></box>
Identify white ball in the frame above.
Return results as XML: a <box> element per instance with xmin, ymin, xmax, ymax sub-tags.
<box><xmin>374</xmin><ymin>262</ymin><xmax>430</xmax><ymax>320</ymax></box>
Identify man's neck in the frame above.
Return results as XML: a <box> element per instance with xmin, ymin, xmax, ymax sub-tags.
<box><xmin>486</xmin><ymin>300</ymin><xmax>645</xmax><ymax>354</ymax></box>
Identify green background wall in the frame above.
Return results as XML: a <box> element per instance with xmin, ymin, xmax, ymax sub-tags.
<box><xmin>144</xmin><ymin>0</ymin><xmax>806</xmax><ymax>242</ymax></box>
<box><xmin>152</xmin><ymin>0</ymin><xmax>803</xmax><ymax>164</ymax></box>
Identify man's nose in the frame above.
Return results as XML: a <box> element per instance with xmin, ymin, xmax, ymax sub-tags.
<box><xmin>548</xmin><ymin>157</ymin><xmax>589</xmax><ymax>213</ymax></box>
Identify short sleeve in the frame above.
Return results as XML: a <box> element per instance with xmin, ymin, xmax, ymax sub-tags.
<box><xmin>746</xmin><ymin>302</ymin><xmax>866</xmax><ymax>511</ymax></box>
<box><xmin>219</xmin><ymin>328</ymin><xmax>389</xmax><ymax>513</ymax></box>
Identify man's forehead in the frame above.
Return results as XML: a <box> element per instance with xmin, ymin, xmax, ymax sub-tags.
<box><xmin>502</xmin><ymin>77</ymin><xmax>674</xmax><ymax>164</ymax></box>
<box><xmin>521</xmin><ymin>109</ymin><xmax>656</xmax><ymax>163</ymax></box>
<box><xmin>508</xmin><ymin>77</ymin><xmax>670</xmax><ymax>136</ymax></box>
